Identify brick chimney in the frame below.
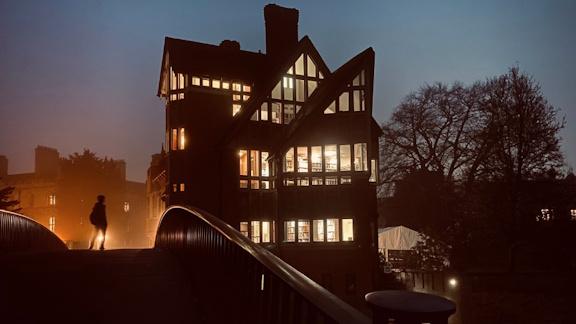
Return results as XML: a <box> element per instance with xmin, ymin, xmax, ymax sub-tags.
<box><xmin>264</xmin><ymin>4</ymin><xmax>299</xmax><ymax>58</ymax></box>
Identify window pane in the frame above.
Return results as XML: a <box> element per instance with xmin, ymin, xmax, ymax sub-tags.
<box><xmin>240</xmin><ymin>222</ymin><xmax>249</xmax><ymax>237</ymax></box>
<box><xmin>251</xmin><ymin>221</ymin><xmax>260</xmax><ymax>243</ymax></box>
<box><xmin>339</xmin><ymin>145</ymin><xmax>351</xmax><ymax>171</ymax></box>
<box><xmin>202</xmin><ymin>78</ymin><xmax>210</xmax><ymax>87</ymax></box>
<box><xmin>324</xmin><ymin>145</ymin><xmax>337</xmax><ymax>172</ymax></box>
<box><xmin>262</xmin><ymin>221</ymin><xmax>271</xmax><ymax>243</ymax></box>
<box><xmin>261</xmin><ymin>152</ymin><xmax>269</xmax><ymax>177</ymax></box>
<box><xmin>307</xmin><ymin>80</ymin><xmax>317</xmax><ymax>97</ymax></box>
<box><xmin>243</xmin><ymin>85</ymin><xmax>251</xmax><ymax>92</ymax></box>
<box><xmin>222</xmin><ymin>81</ymin><xmax>230</xmax><ymax>89</ymax></box>
<box><xmin>297</xmin><ymin>177</ymin><xmax>309</xmax><ymax>186</ymax></box>
<box><xmin>271</xmin><ymin>81</ymin><xmax>281</xmax><ymax>99</ymax></box>
<box><xmin>212</xmin><ymin>79</ymin><xmax>221</xmax><ymax>89</ymax></box>
<box><xmin>171</xmin><ymin>128</ymin><xmax>178</xmax><ymax>151</ymax></box>
<box><xmin>261</xmin><ymin>180</ymin><xmax>270</xmax><ymax>189</ymax></box>
<box><xmin>342</xmin><ymin>219</ymin><xmax>354</xmax><ymax>241</ymax></box>
<box><xmin>250</xmin><ymin>151</ymin><xmax>259</xmax><ymax>177</ymax></box>
<box><xmin>284</xmin><ymin>221</ymin><xmax>295</xmax><ymax>242</ymax></box>
<box><xmin>340</xmin><ymin>176</ymin><xmax>352</xmax><ymax>184</ymax></box>
<box><xmin>353</xmin><ymin>90</ymin><xmax>361</xmax><ymax>112</ymax></box>
<box><xmin>192</xmin><ymin>76</ymin><xmax>200</xmax><ymax>86</ymax></box>
<box><xmin>297</xmin><ymin>147</ymin><xmax>308</xmax><ymax>173</ymax></box>
<box><xmin>307</xmin><ymin>55</ymin><xmax>316</xmax><ymax>77</ymax></box>
<box><xmin>250</xmin><ymin>180</ymin><xmax>260</xmax><ymax>189</ymax></box>
<box><xmin>271</xmin><ymin>102</ymin><xmax>281</xmax><ymax>124</ymax></box>
<box><xmin>239</xmin><ymin>150</ymin><xmax>248</xmax><ymax>176</ymax></box>
<box><xmin>296</xmin><ymin>79</ymin><xmax>305</xmax><ymax>102</ymax></box>
<box><xmin>313</xmin><ymin>220</ymin><xmax>324</xmax><ymax>242</ymax></box>
<box><xmin>260</xmin><ymin>103</ymin><xmax>269</xmax><ymax>121</ymax></box>
<box><xmin>354</xmin><ymin>143</ymin><xmax>368</xmax><ymax>171</ymax></box>
<box><xmin>311</xmin><ymin>177</ymin><xmax>323</xmax><ymax>185</ymax></box>
<box><xmin>370</xmin><ymin>159</ymin><xmax>377</xmax><ymax>182</ymax></box>
<box><xmin>311</xmin><ymin>146</ymin><xmax>322</xmax><ymax>172</ymax></box>
<box><xmin>178</xmin><ymin>74</ymin><xmax>185</xmax><ymax>89</ymax></box>
<box><xmin>295</xmin><ymin>54</ymin><xmax>304</xmax><ymax>75</ymax></box>
<box><xmin>325</xmin><ymin>176</ymin><xmax>337</xmax><ymax>185</ymax></box>
<box><xmin>339</xmin><ymin>92</ymin><xmax>349</xmax><ymax>111</ymax></box>
<box><xmin>284</xmin><ymin>148</ymin><xmax>294</xmax><ymax>172</ymax></box>
<box><xmin>284</xmin><ymin>104</ymin><xmax>295</xmax><ymax>124</ymax></box>
<box><xmin>170</xmin><ymin>68</ymin><xmax>176</xmax><ymax>90</ymax></box>
<box><xmin>327</xmin><ymin>219</ymin><xmax>340</xmax><ymax>242</ymax></box>
<box><xmin>251</xmin><ymin>111</ymin><xmax>259</xmax><ymax>121</ymax></box>
<box><xmin>233</xmin><ymin>104</ymin><xmax>241</xmax><ymax>116</ymax></box>
<box><xmin>324</xmin><ymin>101</ymin><xmax>336</xmax><ymax>114</ymax></box>
<box><xmin>298</xmin><ymin>220</ymin><xmax>310</xmax><ymax>242</ymax></box>
<box><xmin>239</xmin><ymin>180</ymin><xmax>248</xmax><ymax>188</ymax></box>
<box><xmin>232</xmin><ymin>83</ymin><xmax>241</xmax><ymax>91</ymax></box>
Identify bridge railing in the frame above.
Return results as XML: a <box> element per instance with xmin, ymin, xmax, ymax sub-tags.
<box><xmin>155</xmin><ymin>205</ymin><xmax>371</xmax><ymax>324</ymax></box>
<box><xmin>0</xmin><ymin>209</ymin><xmax>68</xmax><ymax>253</ymax></box>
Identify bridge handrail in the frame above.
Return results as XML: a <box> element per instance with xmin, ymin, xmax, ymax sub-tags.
<box><xmin>155</xmin><ymin>205</ymin><xmax>370</xmax><ymax>324</ymax></box>
<box><xmin>0</xmin><ymin>209</ymin><xmax>68</xmax><ymax>252</ymax></box>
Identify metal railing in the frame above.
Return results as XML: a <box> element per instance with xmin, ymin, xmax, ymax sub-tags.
<box><xmin>0</xmin><ymin>209</ymin><xmax>68</xmax><ymax>253</ymax></box>
<box><xmin>155</xmin><ymin>205</ymin><xmax>371</xmax><ymax>324</ymax></box>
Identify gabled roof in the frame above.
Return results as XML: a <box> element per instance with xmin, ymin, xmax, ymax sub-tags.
<box><xmin>272</xmin><ymin>48</ymin><xmax>376</xmax><ymax>157</ymax></box>
<box><xmin>220</xmin><ymin>36</ymin><xmax>331</xmax><ymax>145</ymax></box>
<box><xmin>158</xmin><ymin>37</ymin><xmax>268</xmax><ymax>96</ymax></box>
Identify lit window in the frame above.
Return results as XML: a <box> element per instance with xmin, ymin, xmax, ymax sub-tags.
<box><xmin>232</xmin><ymin>83</ymin><xmax>241</xmax><ymax>91</ymax></box>
<box><xmin>271</xmin><ymin>81</ymin><xmax>281</xmax><ymax>99</ymax></box>
<box><xmin>284</xmin><ymin>178</ymin><xmax>295</xmax><ymax>186</ymax></box>
<box><xmin>178</xmin><ymin>128</ymin><xmax>186</xmax><ymax>150</ymax></box>
<box><xmin>250</xmin><ymin>151</ymin><xmax>260</xmax><ymax>177</ymax></box>
<box><xmin>354</xmin><ymin>143</ymin><xmax>368</xmax><ymax>171</ymax></box>
<box><xmin>284</xmin><ymin>148</ymin><xmax>294</xmax><ymax>172</ymax></box>
<box><xmin>353</xmin><ymin>71</ymin><xmax>364</xmax><ymax>86</ymax></box>
<box><xmin>295</xmin><ymin>54</ymin><xmax>304</xmax><ymax>75</ymax></box>
<box><xmin>327</xmin><ymin>219</ymin><xmax>340</xmax><ymax>242</ymax></box>
<box><xmin>297</xmin><ymin>147</ymin><xmax>308</xmax><ymax>173</ymax></box>
<box><xmin>283</xmin><ymin>76</ymin><xmax>294</xmax><ymax>89</ymax></box>
<box><xmin>339</xmin><ymin>92</ymin><xmax>349</xmax><ymax>111</ymax></box>
<box><xmin>307</xmin><ymin>55</ymin><xmax>316</xmax><ymax>77</ymax></box>
<box><xmin>240</xmin><ymin>222</ymin><xmax>249</xmax><ymax>237</ymax></box>
<box><xmin>261</xmin><ymin>152</ymin><xmax>269</xmax><ymax>177</ymax></box>
<box><xmin>180</xmin><ymin>183</ymin><xmax>185</xmax><ymax>192</ymax></box>
<box><xmin>170</xmin><ymin>67</ymin><xmax>177</xmax><ymax>90</ymax></box>
<box><xmin>324</xmin><ymin>145</ymin><xmax>337</xmax><ymax>172</ymax></box>
<box><xmin>271</xmin><ymin>102</ymin><xmax>281</xmax><ymax>124</ymax></box>
<box><xmin>251</xmin><ymin>111</ymin><xmax>259</xmax><ymax>121</ymax></box>
<box><xmin>324</xmin><ymin>101</ymin><xmax>336</xmax><ymax>114</ymax></box>
<box><xmin>251</xmin><ymin>221</ymin><xmax>261</xmax><ymax>243</ymax></box>
<box><xmin>298</xmin><ymin>220</ymin><xmax>310</xmax><ymax>242</ymax></box>
<box><xmin>243</xmin><ymin>85</ymin><xmax>251</xmax><ymax>93</ymax></box>
<box><xmin>178</xmin><ymin>73</ymin><xmax>185</xmax><ymax>89</ymax></box>
<box><xmin>339</xmin><ymin>145</ymin><xmax>351</xmax><ymax>171</ymax></box>
<box><xmin>239</xmin><ymin>180</ymin><xmax>248</xmax><ymax>188</ymax></box>
<box><xmin>233</xmin><ymin>104</ymin><xmax>242</xmax><ymax>116</ymax></box>
<box><xmin>571</xmin><ymin>209</ymin><xmax>576</xmax><ymax>221</ymax></box>
<box><xmin>233</xmin><ymin>94</ymin><xmax>242</xmax><ymax>101</ymax></box>
<box><xmin>307</xmin><ymin>80</ymin><xmax>317</xmax><ymax>97</ymax></box>
<box><xmin>296</xmin><ymin>79</ymin><xmax>305</xmax><ymax>102</ymax></box>
<box><xmin>243</xmin><ymin>94</ymin><xmax>250</xmax><ymax>101</ymax></box>
<box><xmin>311</xmin><ymin>146</ymin><xmax>322</xmax><ymax>172</ymax></box>
<box><xmin>296</xmin><ymin>177</ymin><xmax>309</xmax><ymax>186</ymax></box>
<box><xmin>202</xmin><ymin>78</ymin><xmax>210</xmax><ymax>87</ymax></box>
<box><xmin>319</xmin><ymin>71</ymin><xmax>324</xmax><ymax>79</ymax></box>
<box><xmin>287</xmin><ymin>66</ymin><xmax>293</xmax><ymax>75</ymax></box>
<box><xmin>49</xmin><ymin>194</ymin><xmax>56</xmax><ymax>206</ymax></box>
<box><xmin>340</xmin><ymin>176</ymin><xmax>352</xmax><ymax>184</ymax></box>
<box><xmin>260</xmin><ymin>103</ymin><xmax>268</xmax><ymax>121</ymax></box>
<box><xmin>313</xmin><ymin>220</ymin><xmax>324</xmax><ymax>242</ymax></box>
<box><xmin>172</xmin><ymin>184</ymin><xmax>178</xmax><ymax>192</ymax></box>
<box><xmin>325</xmin><ymin>176</ymin><xmax>338</xmax><ymax>185</ymax></box>
<box><xmin>284</xmin><ymin>104</ymin><xmax>295</xmax><ymax>124</ymax></box>
<box><xmin>250</xmin><ymin>180</ymin><xmax>260</xmax><ymax>189</ymax></box>
<box><xmin>262</xmin><ymin>221</ymin><xmax>271</xmax><ymax>243</ymax></box>
<box><xmin>311</xmin><ymin>177</ymin><xmax>323</xmax><ymax>185</ymax></box>
<box><xmin>212</xmin><ymin>79</ymin><xmax>221</xmax><ymax>88</ymax></box>
<box><xmin>239</xmin><ymin>150</ymin><xmax>248</xmax><ymax>176</ymax></box>
<box><xmin>284</xmin><ymin>221</ymin><xmax>296</xmax><ymax>242</ymax></box>
<box><xmin>342</xmin><ymin>219</ymin><xmax>354</xmax><ymax>241</ymax></box>
<box><xmin>222</xmin><ymin>81</ymin><xmax>230</xmax><ymax>89</ymax></box>
<box><xmin>192</xmin><ymin>76</ymin><xmax>201</xmax><ymax>86</ymax></box>
<box><xmin>123</xmin><ymin>202</ymin><xmax>130</xmax><ymax>213</ymax></box>
<box><xmin>49</xmin><ymin>216</ymin><xmax>56</xmax><ymax>232</ymax></box>
<box><xmin>538</xmin><ymin>209</ymin><xmax>552</xmax><ymax>222</ymax></box>
<box><xmin>171</xmin><ymin>128</ymin><xmax>178</xmax><ymax>151</ymax></box>
<box><xmin>261</xmin><ymin>180</ymin><xmax>270</xmax><ymax>189</ymax></box>
<box><xmin>353</xmin><ymin>90</ymin><xmax>362</xmax><ymax>112</ymax></box>
<box><xmin>370</xmin><ymin>159</ymin><xmax>378</xmax><ymax>182</ymax></box>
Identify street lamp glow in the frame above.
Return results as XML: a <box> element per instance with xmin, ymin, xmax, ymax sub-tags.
<box><xmin>448</xmin><ymin>277</ymin><xmax>458</xmax><ymax>288</ymax></box>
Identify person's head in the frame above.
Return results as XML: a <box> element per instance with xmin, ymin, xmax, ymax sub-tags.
<box><xmin>97</xmin><ymin>195</ymin><xmax>105</xmax><ymax>203</ymax></box>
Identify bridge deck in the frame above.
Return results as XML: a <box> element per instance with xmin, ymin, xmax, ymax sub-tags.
<box><xmin>0</xmin><ymin>249</ymin><xmax>199</xmax><ymax>324</ymax></box>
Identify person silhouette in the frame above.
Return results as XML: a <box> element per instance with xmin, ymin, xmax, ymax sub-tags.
<box><xmin>88</xmin><ymin>194</ymin><xmax>108</xmax><ymax>250</ymax></box>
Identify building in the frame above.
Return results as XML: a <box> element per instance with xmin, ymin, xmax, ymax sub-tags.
<box><xmin>1</xmin><ymin>146</ymin><xmax>147</xmax><ymax>248</ymax></box>
<box><xmin>156</xmin><ymin>4</ymin><xmax>381</xmax><ymax>307</ymax></box>
<box><xmin>145</xmin><ymin>149</ymin><xmax>167</xmax><ymax>247</ymax></box>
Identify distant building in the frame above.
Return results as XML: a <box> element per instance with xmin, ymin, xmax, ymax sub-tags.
<box><xmin>145</xmin><ymin>149</ymin><xmax>167</xmax><ymax>247</ymax></box>
<box><xmin>1</xmin><ymin>146</ymin><xmax>147</xmax><ymax>248</ymax></box>
<box><xmin>155</xmin><ymin>4</ymin><xmax>381</xmax><ymax>307</ymax></box>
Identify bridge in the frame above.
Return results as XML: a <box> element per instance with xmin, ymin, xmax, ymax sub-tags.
<box><xmin>0</xmin><ymin>207</ymin><xmax>371</xmax><ymax>324</ymax></box>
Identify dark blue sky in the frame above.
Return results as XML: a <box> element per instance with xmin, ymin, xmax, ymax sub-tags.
<box><xmin>1</xmin><ymin>0</ymin><xmax>575</xmax><ymax>181</ymax></box>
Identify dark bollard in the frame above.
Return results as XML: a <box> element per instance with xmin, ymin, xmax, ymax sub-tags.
<box><xmin>365</xmin><ymin>290</ymin><xmax>456</xmax><ymax>324</ymax></box>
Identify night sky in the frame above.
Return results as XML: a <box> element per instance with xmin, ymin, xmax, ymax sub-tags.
<box><xmin>1</xmin><ymin>0</ymin><xmax>575</xmax><ymax>181</ymax></box>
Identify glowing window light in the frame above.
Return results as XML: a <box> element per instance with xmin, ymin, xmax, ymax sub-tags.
<box><xmin>448</xmin><ymin>277</ymin><xmax>458</xmax><ymax>288</ymax></box>
<box><xmin>49</xmin><ymin>216</ymin><xmax>56</xmax><ymax>232</ymax></box>
<box><xmin>243</xmin><ymin>85</ymin><xmax>251</xmax><ymax>93</ymax></box>
<box><xmin>212</xmin><ymin>79</ymin><xmax>221</xmax><ymax>89</ymax></box>
<box><xmin>49</xmin><ymin>194</ymin><xmax>56</xmax><ymax>206</ymax></box>
<box><xmin>232</xmin><ymin>104</ymin><xmax>242</xmax><ymax>116</ymax></box>
<box><xmin>178</xmin><ymin>128</ymin><xmax>186</xmax><ymax>150</ymax></box>
<box><xmin>283</xmin><ymin>76</ymin><xmax>294</xmax><ymax>89</ymax></box>
<box><xmin>123</xmin><ymin>202</ymin><xmax>130</xmax><ymax>213</ymax></box>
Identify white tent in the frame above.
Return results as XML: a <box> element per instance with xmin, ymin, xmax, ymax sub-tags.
<box><xmin>378</xmin><ymin>226</ymin><xmax>423</xmax><ymax>260</ymax></box>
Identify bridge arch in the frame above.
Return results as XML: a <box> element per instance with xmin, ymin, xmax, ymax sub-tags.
<box><xmin>0</xmin><ymin>209</ymin><xmax>68</xmax><ymax>253</ymax></box>
<box><xmin>155</xmin><ymin>205</ymin><xmax>370</xmax><ymax>324</ymax></box>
